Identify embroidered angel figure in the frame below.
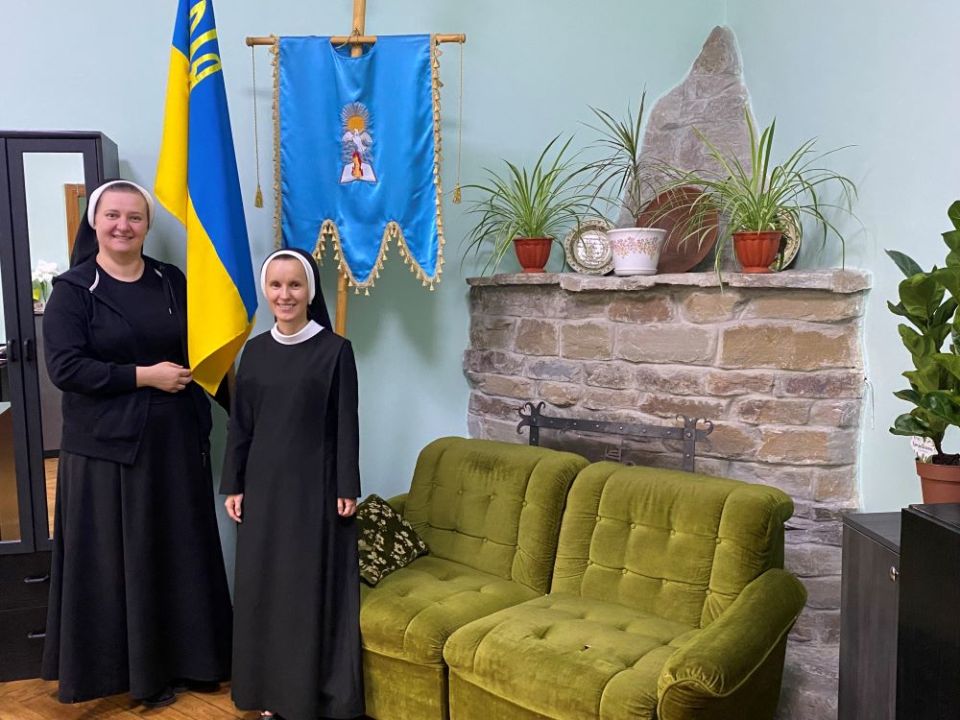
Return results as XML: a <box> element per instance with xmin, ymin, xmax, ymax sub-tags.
<box><xmin>340</xmin><ymin>102</ymin><xmax>377</xmax><ymax>184</ymax></box>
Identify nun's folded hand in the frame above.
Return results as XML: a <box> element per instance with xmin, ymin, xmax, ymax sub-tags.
<box><xmin>136</xmin><ymin>362</ymin><xmax>193</xmax><ymax>393</ymax></box>
<box><xmin>337</xmin><ymin>498</ymin><xmax>357</xmax><ymax>517</ymax></box>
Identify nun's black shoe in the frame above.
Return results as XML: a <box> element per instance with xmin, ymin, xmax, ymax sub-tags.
<box><xmin>140</xmin><ymin>687</ymin><xmax>176</xmax><ymax>708</ymax></box>
<box><xmin>172</xmin><ymin>678</ymin><xmax>220</xmax><ymax>694</ymax></box>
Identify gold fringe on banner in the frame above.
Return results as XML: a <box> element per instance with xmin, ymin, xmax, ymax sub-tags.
<box><xmin>270</xmin><ymin>34</ymin><xmax>449</xmax><ymax>290</ymax></box>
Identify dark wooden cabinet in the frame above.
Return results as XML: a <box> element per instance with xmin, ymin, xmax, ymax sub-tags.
<box><xmin>897</xmin><ymin>504</ymin><xmax>960</xmax><ymax>720</ymax></box>
<box><xmin>839</xmin><ymin>512</ymin><xmax>901</xmax><ymax>720</ymax></box>
<box><xmin>0</xmin><ymin>131</ymin><xmax>118</xmax><ymax>680</ymax></box>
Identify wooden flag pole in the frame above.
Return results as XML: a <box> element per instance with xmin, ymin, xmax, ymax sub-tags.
<box><xmin>246</xmin><ymin>3</ymin><xmax>466</xmax><ymax>336</ymax></box>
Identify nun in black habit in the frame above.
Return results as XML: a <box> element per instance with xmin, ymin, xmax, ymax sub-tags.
<box><xmin>221</xmin><ymin>248</ymin><xmax>364</xmax><ymax>720</ymax></box>
<box><xmin>41</xmin><ymin>180</ymin><xmax>233</xmax><ymax>706</ymax></box>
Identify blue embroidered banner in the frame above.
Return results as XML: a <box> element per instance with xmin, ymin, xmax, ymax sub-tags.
<box><xmin>277</xmin><ymin>34</ymin><xmax>444</xmax><ymax>290</ymax></box>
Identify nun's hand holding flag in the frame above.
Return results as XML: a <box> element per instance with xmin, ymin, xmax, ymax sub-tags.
<box><xmin>155</xmin><ymin>0</ymin><xmax>257</xmax><ymax>395</ymax></box>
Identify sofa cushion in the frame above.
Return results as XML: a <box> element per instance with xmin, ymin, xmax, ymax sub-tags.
<box><xmin>445</xmin><ymin>592</ymin><xmax>699</xmax><ymax>720</ymax></box>
<box><xmin>403</xmin><ymin>437</ymin><xmax>588</xmax><ymax>594</ymax></box>
<box><xmin>356</xmin><ymin>493</ymin><xmax>429</xmax><ymax>585</ymax></box>
<box><xmin>360</xmin><ymin>555</ymin><xmax>539</xmax><ymax>666</ymax></box>
<box><xmin>551</xmin><ymin>462</ymin><xmax>793</xmax><ymax>628</ymax></box>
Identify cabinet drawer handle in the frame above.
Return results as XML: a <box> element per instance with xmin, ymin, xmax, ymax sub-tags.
<box><xmin>26</xmin><ymin>631</ymin><xmax>46</xmax><ymax>640</ymax></box>
<box><xmin>889</xmin><ymin>566</ymin><xmax>899</xmax><ymax>582</ymax></box>
<box><xmin>23</xmin><ymin>574</ymin><xmax>50</xmax><ymax>584</ymax></box>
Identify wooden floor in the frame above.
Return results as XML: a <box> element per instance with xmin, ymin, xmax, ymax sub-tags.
<box><xmin>0</xmin><ymin>678</ymin><xmax>259</xmax><ymax>720</ymax></box>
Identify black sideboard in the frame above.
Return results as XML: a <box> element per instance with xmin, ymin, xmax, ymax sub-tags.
<box><xmin>897</xmin><ymin>504</ymin><xmax>960</xmax><ymax>720</ymax></box>
<box><xmin>839</xmin><ymin>512</ymin><xmax>900</xmax><ymax>720</ymax></box>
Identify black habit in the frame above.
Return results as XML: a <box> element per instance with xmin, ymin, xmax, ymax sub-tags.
<box><xmin>40</xmin><ymin>256</ymin><xmax>233</xmax><ymax>702</ymax></box>
<box><xmin>220</xmin><ymin>324</ymin><xmax>364</xmax><ymax>720</ymax></box>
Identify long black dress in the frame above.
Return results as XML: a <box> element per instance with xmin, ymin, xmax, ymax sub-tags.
<box><xmin>41</xmin><ymin>261</ymin><xmax>233</xmax><ymax>702</ymax></box>
<box><xmin>221</xmin><ymin>324</ymin><xmax>363</xmax><ymax>720</ymax></box>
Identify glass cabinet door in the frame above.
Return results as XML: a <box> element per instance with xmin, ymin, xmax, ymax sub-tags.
<box><xmin>2</xmin><ymin>137</ymin><xmax>105</xmax><ymax>552</ymax></box>
<box><xmin>0</xmin><ymin>139</ymin><xmax>35</xmax><ymax>552</ymax></box>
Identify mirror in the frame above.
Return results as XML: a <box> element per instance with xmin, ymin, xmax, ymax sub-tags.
<box><xmin>22</xmin><ymin>152</ymin><xmax>85</xmax><ymax>539</ymax></box>
<box><xmin>0</xmin><ymin>300</ymin><xmax>20</xmax><ymax>542</ymax></box>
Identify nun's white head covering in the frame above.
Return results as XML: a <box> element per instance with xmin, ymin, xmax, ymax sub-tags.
<box><xmin>71</xmin><ymin>179</ymin><xmax>157</xmax><ymax>266</ymax></box>
<box><xmin>87</xmin><ymin>180</ymin><xmax>155</xmax><ymax>229</ymax></box>
<box><xmin>260</xmin><ymin>249</ymin><xmax>317</xmax><ymax>301</ymax></box>
<box><xmin>259</xmin><ymin>248</ymin><xmax>332</xmax><ymax>328</ymax></box>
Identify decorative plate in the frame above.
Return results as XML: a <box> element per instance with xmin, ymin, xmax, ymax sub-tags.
<box><xmin>636</xmin><ymin>186</ymin><xmax>719</xmax><ymax>274</ymax></box>
<box><xmin>770</xmin><ymin>213</ymin><xmax>801</xmax><ymax>271</ymax></box>
<box><xmin>564</xmin><ymin>219</ymin><xmax>613</xmax><ymax>275</ymax></box>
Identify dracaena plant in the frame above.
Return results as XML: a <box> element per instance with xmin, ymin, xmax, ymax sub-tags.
<box><xmin>889</xmin><ymin>200</ymin><xmax>960</xmax><ymax>463</ymax></box>
<box><xmin>578</xmin><ymin>94</ymin><xmax>660</xmax><ymax>224</ymax></box>
<box><xmin>462</xmin><ymin>134</ymin><xmax>595</xmax><ymax>275</ymax></box>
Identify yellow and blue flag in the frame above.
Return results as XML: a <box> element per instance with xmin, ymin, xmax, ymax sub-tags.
<box><xmin>155</xmin><ymin>0</ymin><xmax>256</xmax><ymax>395</ymax></box>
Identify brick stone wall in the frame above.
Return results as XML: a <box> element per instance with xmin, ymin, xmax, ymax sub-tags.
<box><xmin>464</xmin><ymin>269</ymin><xmax>871</xmax><ymax>720</ymax></box>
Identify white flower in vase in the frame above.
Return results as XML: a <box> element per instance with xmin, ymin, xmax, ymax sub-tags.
<box><xmin>32</xmin><ymin>260</ymin><xmax>60</xmax><ymax>311</ymax></box>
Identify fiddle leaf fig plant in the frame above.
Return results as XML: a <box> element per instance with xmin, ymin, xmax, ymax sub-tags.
<box><xmin>889</xmin><ymin>200</ymin><xmax>960</xmax><ymax>463</ymax></box>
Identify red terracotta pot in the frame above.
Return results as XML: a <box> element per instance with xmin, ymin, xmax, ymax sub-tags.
<box><xmin>732</xmin><ymin>230</ymin><xmax>783</xmax><ymax>273</ymax></box>
<box><xmin>917</xmin><ymin>460</ymin><xmax>960</xmax><ymax>503</ymax></box>
<box><xmin>513</xmin><ymin>237</ymin><xmax>552</xmax><ymax>273</ymax></box>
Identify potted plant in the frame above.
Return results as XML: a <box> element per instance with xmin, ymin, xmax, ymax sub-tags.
<box><xmin>31</xmin><ymin>259</ymin><xmax>59</xmax><ymax>313</ymax></box>
<box><xmin>662</xmin><ymin>110</ymin><xmax>857</xmax><ymax>276</ymax></box>
<box><xmin>889</xmin><ymin>200</ymin><xmax>960</xmax><ymax>502</ymax></box>
<box><xmin>580</xmin><ymin>95</ymin><xmax>666</xmax><ymax>276</ymax></box>
<box><xmin>463</xmin><ymin>135</ymin><xmax>594</xmax><ymax>275</ymax></box>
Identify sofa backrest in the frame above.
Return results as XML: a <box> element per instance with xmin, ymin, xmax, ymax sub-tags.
<box><xmin>404</xmin><ymin>437</ymin><xmax>588</xmax><ymax>594</ymax></box>
<box><xmin>551</xmin><ymin>462</ymin><xmax>793</xmax><ymax>628</ymax></box>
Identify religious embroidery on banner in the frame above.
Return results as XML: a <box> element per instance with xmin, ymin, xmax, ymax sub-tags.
<box><xmin>339</xmin><ymin>102</ymin><xmax>377</xmax><ymax>184</ymax></box>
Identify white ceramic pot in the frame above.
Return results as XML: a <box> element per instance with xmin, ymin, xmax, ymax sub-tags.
<box><xmin>607</xmin><ymin>227</ymin><xmax>667</xmax><ymax>276</ymax></box>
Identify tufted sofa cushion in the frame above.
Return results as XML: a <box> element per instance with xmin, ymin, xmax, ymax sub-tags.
<box><xmin>403</xmin><ymin>437</ymin><xmax>589</xmax><ymax>593</ymax></box>
<box><xmin>361</xmin><ymin>555</ymin><xmax>539</xmax><ymax>665</ymax></box>
<box><xmin>551</xmin><ymin>462</ymin><xmax>793</xmax><ymax>628</ymax></box>
<box><xmin>444</xmin><ymin>592</ymin><xmax>700</xmax><ymax>719</ymax></box>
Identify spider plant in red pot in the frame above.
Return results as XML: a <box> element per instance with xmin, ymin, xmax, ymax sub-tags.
<box><xmin>663</xmin><ymin>111</ymin><xmax>857</xmax><ymax>276</ymax></box>
<box><xmin>463</xmin><ymin>135</ymin><xmax>594</xmax><ymax>274</ymax></box>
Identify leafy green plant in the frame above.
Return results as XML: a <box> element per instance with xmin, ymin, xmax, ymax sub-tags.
<box><xmin>578</xmin><ymin>94</ymin><xmax>659</xmax><ymax>224</ymax></box>
<box><xmin>889</xmin><ymin>201</ymin><xmax>960</xmax><ymax>463</ymax></box>
<box><xmin>462</xmin><ymin>135</ymin><xmax>595</xmax><ymax>275</ymax></box>
<box><xmin>662</xmin><ymin>110</ymin><xmax>858</xmax><ymax>275</ymax></box>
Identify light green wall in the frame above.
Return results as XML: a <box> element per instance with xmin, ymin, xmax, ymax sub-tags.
<box><xmin>8</xmin><ymin>1</ymin><xmax>950</xmax><ymax>517</ymax></box>
<box><xmin>726</xmin><ymin>0</ymin><xmax>960</xmax><ymax>510</ymax></box>
<box><xmin>2</xmin><ymin>1</ymin><xmax>724</xmax><ymax>506</ymax></box>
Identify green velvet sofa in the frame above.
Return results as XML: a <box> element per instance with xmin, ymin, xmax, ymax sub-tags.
<box><xmin>359</xmin><ymin>437</ymin><xmax>589</xmax><ymax>720</ymax></box>
<box><xmin>360</xmin><ymin>439</ymin><xmax>806</xmax><ymax>720</ymax></box>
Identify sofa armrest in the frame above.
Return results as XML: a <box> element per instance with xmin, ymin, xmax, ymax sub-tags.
<box><xmin>657</xmin><ymin>569</ymin><xmax>807</xmax><ymax>720</ymax></box>
<box><xmin>387</xmin><ymin>492</ymin><xmax>408</xmax><ymax>515</ymax></box>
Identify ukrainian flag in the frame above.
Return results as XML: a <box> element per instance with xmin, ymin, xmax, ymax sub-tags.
<box><xmin>155</xmin><ymin>0</ymin><xmax>257</xmax><ymax>396</ymax></box>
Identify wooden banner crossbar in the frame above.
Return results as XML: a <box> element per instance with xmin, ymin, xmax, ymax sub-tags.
<box><xmin>245</xmin><ymin>34</ymin><xmax>466</xmax><ymax>46</ymax></box>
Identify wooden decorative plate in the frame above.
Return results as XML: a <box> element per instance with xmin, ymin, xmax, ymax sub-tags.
<box><xmin>636</xmin><ymin>186</ymin><xmax>719</xmax><ymax>274</ymax></box>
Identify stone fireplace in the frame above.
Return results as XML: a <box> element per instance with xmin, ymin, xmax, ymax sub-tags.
<box><xmin>464</xmin><ymin>269</ymin><xmax>870</xmax><ymax>719</ymax></box>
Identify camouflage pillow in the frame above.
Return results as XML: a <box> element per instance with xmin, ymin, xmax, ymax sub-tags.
<box><xmin>356</xmin><ymin>494</ymin><xmax>429</xmax><ymax>586</ymax></box>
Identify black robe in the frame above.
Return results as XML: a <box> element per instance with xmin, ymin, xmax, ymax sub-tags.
<box><xmin>41</xmin><ymin>261</ymin><xmax>232</xmax><ymax>702</ymax></box>
<box><xmin>220</xmin><ymin>327</ymin><xmax>364</xmax><ymax>720</ymax></box>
